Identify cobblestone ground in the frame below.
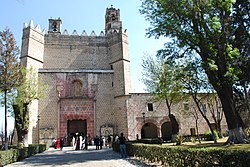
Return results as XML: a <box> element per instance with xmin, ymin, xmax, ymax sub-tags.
<box><xmin>5</xmin><ymin>146</ymin><xmax>156</xmax><ymax>167</ymax></box>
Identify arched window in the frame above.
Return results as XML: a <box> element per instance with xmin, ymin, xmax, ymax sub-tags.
<box><xmin>73</xmin><ymin>80</ymin><xmax>82</xmax><ymax>97</ymax></box>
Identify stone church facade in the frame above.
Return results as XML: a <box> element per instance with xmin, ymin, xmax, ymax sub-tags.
<box><xmin>20</xmin><ymin>7</ymin><xmax>227</xmax><ymax>146</ymax></box>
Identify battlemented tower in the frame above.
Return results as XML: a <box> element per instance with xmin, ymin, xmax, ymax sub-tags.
<box><xmin>20</xmin><ymin>6</ymin><xmax>131</xmax><ymax>146</ymax></box>
<box><xmin>20</xmin><ymin>21</ymin><xmax>45</xmax><ymax>145</ymax></box>
<box><xmin>105</xmin><ymin>6</ymin><xmax>122</xmax><ymax>34</ymax></box>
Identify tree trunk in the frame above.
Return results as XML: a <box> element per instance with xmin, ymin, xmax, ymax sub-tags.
<box><xmin>195</xmin><ymin>118</ymin><xmax>201</xmax><ymax>143</ymax></box>
<box><xmin>226</xmin><ymin>127</ymin><xmax>249</xmax><ymax>144</ymax></box>
<box><xmin>216</xmin><ymin>83</ymin><xmax>249</xmax><ymax>144</ymax></box>
<box><xmin>13</xmin><ymin>105</ymin><xmax>24</xmax><ymax>145</ymax></box>
<box><xmin>217</xmin><ymin>120</ymin><xmax>223</xmax><ymax>138</ymax></box>
<box><xmin>204</xmin><ymin>116</ymin><xmax>217</xmax><ymax>143</ymax></box>
<box><xmin>192</xmin><ymin>94</ymin><xmax>217</xmax><ymax>143</ymax></box>
<box><xmin>165</xmin><ymin>99</ymin><xmax>171</xmax><ymax>116</ymax></box>
<box><xmin>13</xmin><ymin>104</ymin><xmax>29</xmax><ymax>147</ymax></box>
<box><xmin>4</xmin><ymin>89</ymin><xmax>8</xmax><ymax>150</ymax></box>
<box><xmin>15</xmin><ymin>120</ymin><xmax>25</xmax><ymax>146</ymax></box>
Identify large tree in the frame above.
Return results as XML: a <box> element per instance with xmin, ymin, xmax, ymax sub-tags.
<box><xmin>177</xmin><ymin>58</ymin><xmax>219</xmax><ymax>143</ymax></box>
<box><xmin>12</xmin><ymin>67</ymin><xmax>47</xmax><ymax>146</ymax></box>
<box><xmin>141</xmin><ymin>55</ymin><xmax>184</xmax><ymax>137</ymax></box>
<box><xmin>0</xmin><ymin>28</ymin><xmax>23</xmax><ymax>150</ymax></box>
<box><xmin>141</xmin><ymin>55</ymin><xmax>184</xmax><ymax>116</ymax></box>
<box><xmin>140</xmin><ymin>0</ymin><xmax>250</xmax><ymax>143</ymax></box>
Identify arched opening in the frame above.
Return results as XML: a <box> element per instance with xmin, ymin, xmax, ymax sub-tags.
<box><xmin>141</xmin><ymin>123</ymin><xmax>157</xmax><ymax>139</ymax></box>
<box><xmin>67</xmin><ymin>119</ymin><xmax>87</xmax><ymax>145</ymax></box>
<box><xmin>161</xmin><ymin>122</ymin><xmax>172</xmax><ymax>141</ymax></box>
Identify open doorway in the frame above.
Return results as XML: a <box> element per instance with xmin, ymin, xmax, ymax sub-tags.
<box><xmin>67</xmin><ymin>119</ymin><xmax>87</xmax><ymax>145</ymax></box>
<box><xmin>141</xmin><ymin>123</ymin><xmax>157</xmax><ymax>139</ymax></box>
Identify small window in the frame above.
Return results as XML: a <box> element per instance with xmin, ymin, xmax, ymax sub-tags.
<box><xmin>190</xmin><ymin>128</ymin><xmax>196</xmax><ymax>136</ymax></box>
<box><xmin>147</xmin><ymin>103</ymin><xmax>153</xmax><ymax>111</ymax></box>
<box><xmin>183</xmin><ymin>102</ymin><xmax>189</xmax><ymax>111</ymax></box>
<box><xmin>111</xmin><ymin>82</ymin><xmax>114</xmax><ymax>87</ymax></box>
<box><xmin>110</xmin><ymin>65</ymin><xmax>113</xmax><ymax>70</ymax></box>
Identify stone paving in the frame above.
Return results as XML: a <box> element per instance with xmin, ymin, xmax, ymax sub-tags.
<box><xmin>5</xmin><ymin>146</ymin><xmax>154</xmax><ymax>167</ymax></box>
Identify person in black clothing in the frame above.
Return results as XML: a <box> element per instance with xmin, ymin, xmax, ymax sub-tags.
<box><xmin>60</xmin><ymin>137</ymin><xmax>64</xmax><ymax>151</ymax></box>
<box><xmin>94</xmin><ymin>135</ymin><xmax>100</xmax><ymax>150</ymax></box>
<box><xmin>84</xmin><ymin>135</ymin><xmax>88</xmax><ymax>150</ymax></box>
<box><xmin>118</xmin><ymin>133</ymin><xmax>127</xmax><ymax>158</ymax></box>
<box><xmin>75</xmin><ymin>136</ymin><xmax>80</xmax><ymax>150</ymax></box>
<box><xmin>100</xmin><ymin>136</ymin><xmax>104</xmax><ymax>149</ymax></box>
<box><xmin>107</xmin><ymin>135</ymin><xmax>112</xmax><ymax>148</ymax></box>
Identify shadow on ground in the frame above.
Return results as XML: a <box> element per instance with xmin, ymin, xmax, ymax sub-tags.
<box><xmin>7</xmin><ymin>147</ymin><xmax>153</xmax><ymax>167</ymax></box>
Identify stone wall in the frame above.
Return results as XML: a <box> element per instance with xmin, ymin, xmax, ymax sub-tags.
<box><xmin>127</xmin><ymin>93</ymin><xmax>228</xmax><ymax>140</ymax></box>
<box><xmin>43</xmin><ymin>34</ymin><xmax>111</xmax><ymax>70</ymax></box>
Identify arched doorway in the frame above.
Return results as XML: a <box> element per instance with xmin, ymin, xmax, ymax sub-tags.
<box><xmin>67</xmin><ymin>119</ymin><xmax>87</xmax><ymax>145</ymax></box>
<box><xmin>161</xmin><ymin>122</ymin><xmax>172</xmax><ymax>141</ymax></box>
<box><xmin>141</xmin><ymin>123</ymin><xmax>157</xmax><ymax>138</ymax></box>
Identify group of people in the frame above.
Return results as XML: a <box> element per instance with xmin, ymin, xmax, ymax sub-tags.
<box><xmin>72</xmin><ymin>134</ymin><xmax>89</xmax><ymax>150</ymax></box>
<box><xmin>71</xmin><ymin>134</ymin><xmax>113</xmax><ymax>150</ymax></box>
<box><xmin>53</xmin><ymin>137</ymin><xmax>64</xmax><ymax>150</ymax></box>
<box><xmin>92</xmin><ymin>133</ymin><xmax>127</xmax><ymax>158</ymax></box>
<box><xmin>52</xmin><ymin>132</ymin><xmax>127</xmax><ymax>158</ymax></box>
<box><xmin>93</xmin><ymin>135</ymin><xmax>104</xmax><ymax>150</ymax></box>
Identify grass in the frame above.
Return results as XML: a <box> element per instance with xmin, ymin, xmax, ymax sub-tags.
<box><xmin>162</xmin><ymin>137</ymin><xmax>250</xmax><ymax>152</ymax></box>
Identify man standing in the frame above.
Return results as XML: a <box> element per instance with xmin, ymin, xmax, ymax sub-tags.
<box><xmin>94</xmin><ymin>135</ymin><xmax>100</xmax><ymax>150</ymax></box>
<box><xmin>60</xmin><ymin>137</ymin><xmax>64</xmax><ymax>151</ymax></box>
<box><xmin>118</xmin><ymin>133</ymin><xmax>127</xmax><ymax>158</ymax></box>
<box><xmin>84</xmin><ymin>134</ymin><xmax>88</xmax><ymax>150</ymax></box>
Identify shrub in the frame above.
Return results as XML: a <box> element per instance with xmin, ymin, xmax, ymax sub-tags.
<box><xmin>18</xmin><ymin>147</ymin><xmax>29</xmax><ymax>160</ymax></box>
<box><xmin>0</xmin><ymin>149</ymin><xmax>19</xmax><ymax>166</ymax></box>
<box><xmin>0</xmin><ymin>144</ymin><xmax>47</xmax><ymax>166</ymax></box>
<box><xmin>135</xmin><ymin>138</ymin><xmax>162</xmax><ymax>144</ymax></box>
<box><xmin>204</xmin><ymin>130</ymin><xmax>219</xmax><ymax>141</ymax></box>
<box><xmin>176</xmin><ymin>135</ymin><xmax>183</xmax><ymax>145</ymax></box>
<box><xmin>247</xmin><ymin>127</ymin><xmax>250</xmax><ymax>137</ymax></box>
<box><xmin>114</xmin><ymin>143</ymin><xmax>250</xmax><ymax>167</ymax></box>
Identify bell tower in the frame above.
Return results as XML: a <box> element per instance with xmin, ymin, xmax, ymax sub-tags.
<box><xmin>105</xmin><ymin>6</ymin><xmax>122</xmax><ymax>34</ymax></box>
<box><xmin>48</xmin><ymin>18</ymin><xmax>62</xmax><ymax>34</ymax></box>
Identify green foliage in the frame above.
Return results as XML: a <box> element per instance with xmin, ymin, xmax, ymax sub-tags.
<box><xmin>141</xmin><ymin>54</ymin><xmax>185</xmax><ymax>115</ymax></box>
<box><xmin>0</xmin><ymin>27</ymin><xmax>23</xmax><ymax>150</ymax></box>
<box><xmin>134</xmin><ymin>138</ymin><xmax>163</xmax><ymax>144</ymax></box>
<box><xmin>204</xmin><ymin>130</ymin><xmax>219</xmax><ymax>141</ymax></box>
<box><xmin>247</xmin><ymin>127</ymin><xmax>250</xmax><ymax>137</ymax></box>
<box><xmin>0</xmin><ymin>149</ymin><xmax>19</xmax><ymax>166</ymax></box>
<box><xmin>176</xmin><ymin>134</ymin><xmax>183</xmax><ymax>145</ymax></box>
<box><xmin>12</xmin><ymin>67</ymin><xmax>47</xmax><ymax>143</ymax></box>
<box><xmin>191</xmin><ymin>136</ymin><xmax>196</xmax><ymax>143</ymax></box>
<box><xmin>0</xmin><ymin>144</ymin><xmax>47</xmax><ymax>166</ymax></box>
<box><xmin>18</xmin><ymin>147</ymin><xmax>29</xmax><ymax>160</ymax></box>
<box><xmin>0</xmin><ymin>28</ymin><xmax>23</xmax><ymax>92</ymax></box>
<box><xmin>27</xmin><ymin>144</ymin><xmax>40</xmax><ymax>156</ymax></box>
<box><xmin>14</xmin><ymin>66</ymin><xmax>47</xmax><ymax>106</ymax></box>
<box><xmin>114</xmin><ymin>143</ymin><xmax>250</xmax><ymax>167</ymax></box>
<box><xmin>140</xmin><ymin>0</ymin><xmax>249</xmax><ymax>87</ymax></box>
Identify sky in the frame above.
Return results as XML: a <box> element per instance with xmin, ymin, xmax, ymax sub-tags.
<box><xmin>0</xmin><ymin>0</ymin><xmax>166</xmax><ymax>132</ymax></box>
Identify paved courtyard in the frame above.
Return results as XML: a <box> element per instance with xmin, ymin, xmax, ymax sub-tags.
<box><xmin>5</xmin><ymin>146</ymin><xmax>154</xmax><ymax>167</ymax></box>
